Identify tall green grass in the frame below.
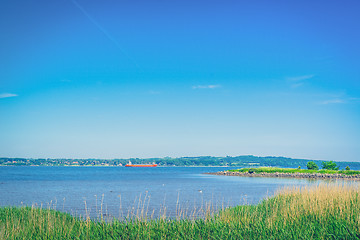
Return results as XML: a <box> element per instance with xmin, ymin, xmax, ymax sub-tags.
<box><xmin>1</xmin><ymin>184</ymin><xmax>360</xmax><ymax>239</ymax></box>
<box><xmin>229</xmin><ymin>167</ymin><xmax>360</xmax><ymax>175</ymax></box>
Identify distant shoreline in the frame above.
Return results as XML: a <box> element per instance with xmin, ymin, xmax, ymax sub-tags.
<box><xmin>0</xmin><ymin>165</ymin><xmax>234</xmax><ymax>167</ymax></box>
<box><xmin>206</xmin><ymin>170</ymin><xmax>360</xmax><ymax>180</ymax></box>
<box><xmin>2</xmin><ymin>156</ymin><xmax>360</xmax><ymax>170</ymax></box>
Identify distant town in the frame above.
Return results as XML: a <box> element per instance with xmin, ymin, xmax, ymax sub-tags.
<box><xmin>1</xmin><ymin>155</ymin><xmax>360</xmax><ymax>170</ymax></box>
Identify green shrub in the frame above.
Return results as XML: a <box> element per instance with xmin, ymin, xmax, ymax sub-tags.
<box><xmin>306</xmin><ymin>161</ymin><xmax>318</xmax><ymax>170</ymax></box>
<box><xmin>322</xmin><ymin>161</ymin><xmax>339</xmax><ymax>170</ymax></box>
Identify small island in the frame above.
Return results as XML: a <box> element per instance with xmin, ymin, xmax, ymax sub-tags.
<box><xmin>206</xmin><ymin>161</ymin><xmax>360</xmax><ymax>180</ymax></box>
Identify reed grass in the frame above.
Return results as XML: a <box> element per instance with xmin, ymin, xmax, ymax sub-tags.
<box><xmin>1</xmin><ymin>183</ymin><xmax>360</xmax><ymax>239</ymax></box>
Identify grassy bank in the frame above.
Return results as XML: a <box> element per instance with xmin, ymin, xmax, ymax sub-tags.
<box><xmin>229</xmin><ymin>167</ymin><xmax>360</xmax><ymax>176</ymax></box>
<box><xmin>1</xmin><ymin>184</ymin><xmax>360</xmax><ymax>239</ymax></box>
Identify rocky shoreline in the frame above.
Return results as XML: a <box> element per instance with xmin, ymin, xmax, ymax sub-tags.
<box><xmin>205</xmin><ymin>171</ymin><xmax>360</xmax><ymax>180</ymax></box>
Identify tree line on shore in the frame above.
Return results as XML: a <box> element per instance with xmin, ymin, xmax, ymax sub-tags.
<box><xmin>0</xmin><ymin>156</ymin><xmax>359</xmax><ymax>170</ymax></box>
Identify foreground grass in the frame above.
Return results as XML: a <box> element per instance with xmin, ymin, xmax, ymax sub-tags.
<box><xmin>1</xmin><ymin>184</ymin><xmax>360</xmax><ymax>239</ymax></box>
<box><xmin>229</xmin><ymin>167</ymin><xmax>360</xmax><ymax>176</ymax></box>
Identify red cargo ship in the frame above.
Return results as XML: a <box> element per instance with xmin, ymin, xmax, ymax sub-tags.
<box><xmin>125</xmin><ymin>161</ymin><xmax>157</xmax><ymax>167</ymax></box>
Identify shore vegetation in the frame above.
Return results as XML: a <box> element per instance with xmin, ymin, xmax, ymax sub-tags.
<box><xmin>1</xmin><ymin>184</ymin><xmax>360</xmax><ymax>239</ymax></box>
<box><xmin>229</xmin><ymin>167</ymin><xmax>360</xmax><ymax>176</ymax></box>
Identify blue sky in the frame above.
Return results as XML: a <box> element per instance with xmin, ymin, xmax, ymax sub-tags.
<box><xmin>0</xmin><ymin>0</ymin><xmax>359</xmax><ymax>161</ymax></box>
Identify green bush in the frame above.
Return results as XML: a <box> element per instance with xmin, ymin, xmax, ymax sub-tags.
<box><xmin>345</xmin><ymin>166</ymin><xmax>350</xmax><ymax>171</ymax></box>
<box><xmin>306</xmin><ymin>161</ymin><xmax>318</xmax><ymax>170</ymax></box>
<box><xmin>322</xmin><ymin>161</ymin><xmax>339</xmax><ymax>170</ymax></box>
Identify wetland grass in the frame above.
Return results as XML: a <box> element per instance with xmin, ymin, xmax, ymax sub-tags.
<box><xmin>1</xmin><ymin>183</ymin><xmax>360</xmax><ymax>239</ymax></box>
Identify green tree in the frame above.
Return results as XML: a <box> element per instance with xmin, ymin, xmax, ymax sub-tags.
<box><xmin>307</xmin><ymin>161</ymin><xmax>319</xmax><ymax>170</ymax></box>
<box><xmin>345</xmin><ymin>166</ymin><xmax>350</xmax><ymax>171</ymax></box>
<box><xmin>322</xmin><ymin>161</ymin><xmax>339</xmax><ymax>170</ymax></box>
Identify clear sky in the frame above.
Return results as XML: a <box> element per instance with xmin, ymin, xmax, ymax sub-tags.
<box><xmin>0</xmin><ymin>0</ymin><xmax>359</xmax><ymax>161</ymax></box>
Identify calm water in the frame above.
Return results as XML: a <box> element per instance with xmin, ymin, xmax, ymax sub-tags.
<box><xmin>0</xmin><ymin>166</ymin><xmax>333</xmax><ymax>219</ymax></box>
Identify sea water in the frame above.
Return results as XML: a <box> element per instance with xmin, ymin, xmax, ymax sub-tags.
<box><xmin>0</xmin><ymin>166</ymin><xmax>332</xmax><ymax>220</ymax></box>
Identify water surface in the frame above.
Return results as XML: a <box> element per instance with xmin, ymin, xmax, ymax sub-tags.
<box><xmin>0</xmin><ymin>166</ymin><xmax>334</xmax><ymax>219</ymax></box>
